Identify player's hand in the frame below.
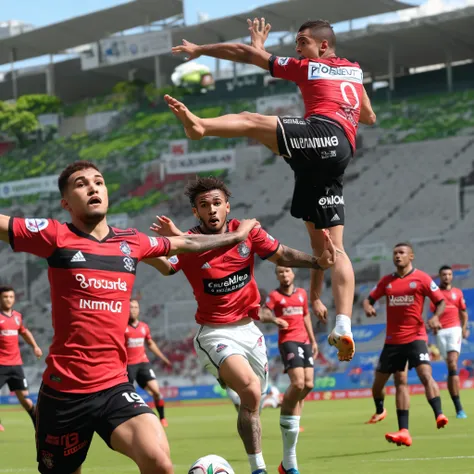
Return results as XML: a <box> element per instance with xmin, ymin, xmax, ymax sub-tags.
<box><xmin>33</xmin><ymin>346</ymin><xmax>43</xmax><ymax>359</ymax></box>
<box><xmin>171</xmin><ymin>39</ymin><xmax>201</xmax><ymax>61</ymax></box>
<box><xmin>312</xmin><ymin>299</ymin><xmax>328</xmax><ymax>322</ymax></box>
<box><xmin>163</xmin><ymin>358</ymin><xmax>172</xmax><ymax>367</ymax></box>
<box><xmin>364</xmin><ymin>304</ymin><xmax>377</xmax><ymax>317</ymax></box>
<box><xmin>314</xmin><ymin>230</ymin><xmax>337</xmax><ymax>270</ymax></box>
<box><xmin>428</xmin><ymin>316</ymin><xmax>442</xmax><ymax>334</ymax></box>
<box><xmin>274</xmin><ymin>318</ymin><xmax>289</xmax><ymax>329</ymax></box>
<box><xmin>463</xmin><ymin>327</ymin><xmax>470</xmax><ymax>339</ymax></box>
<box><xmin>247</xmin><ymin>17</ymin><xmax>271</xmax><ymax>50</ymax></box>
<box><xmin>150</xmin><ymin>215</ymin><xmax>184</xmax><ymax>237</ymax></box>
<box><xmin>235</xmin><ymin>218</ymin><xmax>258</xmax><ymax>241</ymax></box>
<box><xmin>311</xmin><ymin>342</ymin><xmax>319</xmax><ymax>359</ymax></box>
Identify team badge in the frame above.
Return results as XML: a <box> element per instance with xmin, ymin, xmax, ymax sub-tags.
<box><xmin>123</xmin><ymin>257</ymin><xmax>135</xmax><ymax>272</ymax></box>
<box><xmin>169</xmin><ymin>255</ymin><xmax>179</xmax><ymax>264</ymax></box>
<box><xmin>14</xmin><ymin>316</ymin><xmax>20</xmax><ymax>326</ymax></box>
<box><xmin>25</xmin><ymin>218</ymin><xmax>48</xmax><ymax>233</ymax></box>
<box><xmin>409</xmin><ymin>282</ymin><xmax>417</xmax><ymax>289</ymax></box>
<box><xmin>452</xmin><ymin>292</ymin><xmax>457</xmax><ymax>300</ymax></box>
<box><xmin>287</xmin><ymin>353</ymin><xmax>295</xmax><ymax>361</ymax></box>
<box><xmin>216</xmin><ymin>343</ymin><xmax>227</xmax><ymax>353</ymax></box>
<box><xmin>430</xmin><ymin>281</ymin><xmax>440</xmax><ymax>291</ymax></box>
<box><xmin>120</xmin><ymin>241</ymin><xmax>131</xmax><ymax>256</ymax></box>
<box><xmin>141</xmin><ymin>327</ymin><xmax>146</xmax><ymax>335</ymax></box>
<box><xmin>148</xmin><ymin>236</ymin><xmax>158</xmax><ymax>248</ymax></box>
<box><xmin>298</xmin><ymin>295</ymin><xmax>304</xmax><ymax>303</ymax></box>
<box><xmin>41</xmin><ymin>451</ymin><xmax>54</xmax><ymax>469</ymax></box>
<box><xmin>257</xmin><ymin>336</ymin><xmax>263</xmax><ymax>347</ymax></box>
<box><xmin>237</xmin><ymin>242</ymin><xmax>250</xmax><ymax>258</ymax></box>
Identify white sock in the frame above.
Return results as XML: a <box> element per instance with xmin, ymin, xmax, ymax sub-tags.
<box><xmin>334</xmin><ymin>314</ymin><xmax>352</xmax><ymax>337</ymax></box>
<box><xmin>248</xmin><ymin>452</ymin><xmax>266</xmax><ymax>473</ymax></box>
<box><xmin>280</xmin><ymin>415</ymin><xmax>300</xmax><ymax>470</ymax></box>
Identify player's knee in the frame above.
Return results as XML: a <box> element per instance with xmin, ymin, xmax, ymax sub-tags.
<box><xmin>238</xmin><ymin>379</ymin><xmax>261</xmax><ymax>411</ymax></box>
<box><xmin>304</xmin><ymin>378</ymin><xmax>314</xmax><ymax>393</ymax></box>
<box><xmin>138</xmin><ymin>449</ymin><xmax>173</xmax><ymax>474</ymax></box>
<box><xmin>418</xmin><ymin>372</ymin><xmax>432</xmax><ymax>386</ymax></box>
<box><xmin>290</xmin><ymin>377</ymin><xmax>306</xmax><ymax>393</ymax></box>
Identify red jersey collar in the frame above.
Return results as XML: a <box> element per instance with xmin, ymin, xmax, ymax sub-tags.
<box><xmin>67</xmin><ymin>223</ymin><xmax>115</xmax><ymax>243</ymax></box>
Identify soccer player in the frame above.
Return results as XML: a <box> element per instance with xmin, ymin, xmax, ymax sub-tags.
<box><xmin>126</xmin><ymin>298</ymin><xmax>171</xmax><ymax>427</ymax></box>
<box><xmin>431</xmin><ymin>265</ymin><xmax>469</xmax><ymax>418</ymax></box>
<box><xmin>0</xmin><ymin>160</ymin><xmax>259</xmax><ymax>474</ymax></box>
<box><xmin>167</xmin><ymin>18</ymin><xmax>378</xmax><ymax>362</ymax></box>
<box><xmin>148</xmin><ymin>176</ymin><xmax>336</xmax><ymax>474</ymax></box>
<box><xmin>0</xmin><ymin>285</ymin><xmax>42</xmax><ymax>431</ymax></box>
<box><xmin>260</xmin><ymin>266</ymin><xmax>317</xmax><ymax>474</ymax></box>
<box><xmin>363</xmin><ymin>243</ymin><xmax>449</xmax><ymax>447</ymax></box>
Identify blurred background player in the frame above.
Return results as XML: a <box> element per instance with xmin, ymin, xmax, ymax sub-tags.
<box><xmin>126</xmin><ymin>299</ymin><xmax>172</xmax><ymax>427</ymax></box>
<box><xmin>168</xmin><ymin>18</ymin><xmax>379</xmax><ymax>362</ymax></box>
<box><xmin>0</xmin><ymin>285</ymin><xmax>42</xmax><ymax>432</ymax></box>
<box><xmin>260</xmin><ymin>266</ymin><xmax>317</xmax><ymax>474</ymax></box>
<box><xmin>148</xmin><ymin>176</ymin><xmax>336</xmax><ymax>474</ymax></box>
<box><xmin>363</xmin><ymin>243</ymin><xmax>448</xmax><ymax>447</ymax></box>
<box><xmin>431</xmin><ymin>265</ymin><xmax>469</xmax><ymax>418</ymax></box>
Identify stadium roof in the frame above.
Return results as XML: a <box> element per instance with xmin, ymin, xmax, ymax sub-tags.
<box><xmin>169</xmin><ymin>0</ymin><xmax>412</xmax><ymax>45</ymax></box>
<box><xmin>0</xmin><ymin>0</ymin><xmax>183</xmax><ymax>66</ymax></box>
<box><xmin>271</xmin><ymin>7</ymin><xmax>474</xmax><ymax>78</ymax></box>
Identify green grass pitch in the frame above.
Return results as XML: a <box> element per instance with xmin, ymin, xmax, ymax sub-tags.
<box><xmin>1</xmin><ymin>390</ymin><xmax>474</xmax><ymax>473</ymax></box>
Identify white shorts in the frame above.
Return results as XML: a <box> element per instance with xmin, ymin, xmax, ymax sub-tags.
<box><xmin>194</xmin><ymin>321</ymin><xmax>269</xmax><ymax>394</ymax></box>
<box><xmin>436</xmin><ymin>326</ymin><xmax>462</xmax><ymax>359</ymax></box>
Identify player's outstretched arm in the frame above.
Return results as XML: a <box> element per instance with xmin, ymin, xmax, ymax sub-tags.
<box><xmin>21</xmin><ymin>329</ymin><xmax>43</xmax><ymax>359</ymax></box>
<box><xmin>143</xmin><ymin>257</ymin><xmax>176</xmax><ymax>276</ymax></box>
<box><xmin>247</xmin><ymin>17</ymin><xmax>271</xmax><ymax>51</ymax></box>
<box><xmin>0</xmin><ymin>215</ymin><xmax>11</xmax><ymax>243</ymax></box>
<box><xmin>172</xmin><ymin>40</ymin><xmax>271</xmax><ymax>71</ymax></box>
<box><xmin>167</xmin><ymin>218</ymin><xmax>257</xmax><ymax>256</ymax></box>
<box><xmin>268</xmin><ymin>232</ymin><xmax>336</xmax><ymax>270</ymax></box>
<box><xmin>360</xmin><ymin>87</ymin><xmax>377</xmax><ymax>126</ymax></box>
<box><xmin>147</xmin><ymin>339</ymin><xmax>171</xmax><ymax>366</ymax></box>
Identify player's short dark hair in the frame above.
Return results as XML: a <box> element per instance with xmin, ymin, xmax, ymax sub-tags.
<box><xmin>393</xmin><ymin>242</ymin><xmax>414</xmax><ymax>252</ymax></box>
<box><xmin>58</xmin><ymin>161</ymin><xmax>101</xmax><ymax>197</ymax></box>
<box><xmin>184</xmin><ymin>176</ymin><xmax>232</xmax><ymax>206</ymax></box>
<box><xmin>0</xmin><ymin>286</ymin><xmax>15</xmax><ymax>295</ymax></box>
<box><xmin>439</xmin><ymin>265</ymin><xmax>452</xmax><ymax>273</ymax></box>
<box><xmin>130</xmin><ymin>298</ymin><xmax>139</xmax><ymax>304</ymax></box>
<box><xmin>298</xmin><ymin>20</ymin><xmax>336</xmax><ymax>48</ymax></box>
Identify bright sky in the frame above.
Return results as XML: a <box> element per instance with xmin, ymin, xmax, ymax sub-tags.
<box><xmin>0</xmin><ymin>0</ymin><xmax>472</xmax><ymax>73</ymax></box>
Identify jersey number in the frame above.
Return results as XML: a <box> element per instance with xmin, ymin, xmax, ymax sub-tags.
<box><xmin>419</xmin><ymin>353</ymin><xmax>430</xmax><ymax>362</ymax></box>
<box><xmin>122</xmin><ymin>392</ymin><xmax>146</xmax><ymax>404</ymax></box>
<box><xmin>298</xmin><ymin>347</ymin><xmax>305</xmax><ymax>359</ymax></box>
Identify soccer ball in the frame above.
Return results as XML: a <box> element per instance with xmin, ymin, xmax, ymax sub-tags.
<box><xmin>188</xmin><ymin>455</ymin><xmax>235</xmax><ymax>474</ymax></box>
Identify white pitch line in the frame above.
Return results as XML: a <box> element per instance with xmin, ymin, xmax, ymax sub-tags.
<box><xmin>363</xmin><ymin>455</ymin><xmax>474</xmax><ymax>463</ymax></box>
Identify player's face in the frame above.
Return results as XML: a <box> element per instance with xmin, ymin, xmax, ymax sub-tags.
<box><xmin>392</xmin><ymin>246</ymin><xmax>413</xmax><ymax>269</ymax></box>
<box><xmin>295</xmin><ymin>29</ymin><xmax>325</xmax><ymax>59</ymax></box>
<box><xmin>192</xmin><ymin>190</ymin><xmax>230</xmax><ymax>233</ymax></box>
<box><xmin>276</xmin><ymin>266</ymin><xmax>294</xmax><ymax>287</ymax></box>
<box><xmin>439</xmin><ymin>269</ymin><xmax>453</xmax><ymax>286</ymax></box>
<box><xmin>0</xmin><ymin>291</ymin><xmax>15</xmax><ymax>311</ymax></box>
<box><xmin>129</xmin><ymin>300</ymin><xmax>140</xmax><ymax>320</ymax></box>
<box><xmin>61</xmin><ymin>168</ymin><xmax>108</xmax><ymax>224</ymax></box>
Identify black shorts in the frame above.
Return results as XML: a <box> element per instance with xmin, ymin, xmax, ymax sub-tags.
<box><xmin>276</xmin><ymin>114</ymin><xmax>352</xmax><ymax>229</ymax></box>
<box><xmin>0</xmin><ymin>365</ymin><xmax>28</xmax><ymax>391</ymax></box>
<box><xmin>127</xmin><ymin>362</ymin><xmax>156</xmax><ymax>389</ymax></box>
<box><xmin>279</xmin><ymin>341</ymin><xmax>314</xmax><ymax>373</ymax></box>
<box><xmin>36</xmin><ymin>382</ymin><xmax>154</xmax><ymax>474</ymax></box>
<box><xmin>376</xmin><ymin>340</ymin><xmax>431</xmax><ymax>374</ymax></box>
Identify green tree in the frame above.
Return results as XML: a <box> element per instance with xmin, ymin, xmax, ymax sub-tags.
<box><xmin>16</xmin><ymin>94</ymin><xmax>62</xmax><ymax>116</ymax></box>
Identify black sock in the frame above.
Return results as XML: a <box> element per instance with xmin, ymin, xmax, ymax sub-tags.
<box><xmin>27</xmin><ymin>404</ymin><xmax>36</xmax><ymax>427</ymax></box>
<box><xmin>156</xmin><ymin>399</ymin><xmax>165</xmax><ymax>420</ymax></box>
<box><xmin>451</xmin><ymin>395</ymin><xmax>463</xmax><ymax>413</ymax></box>
<box><xmin>374</xmin><ymin>398</ymin><xmax>384</xmax><ymax>415</ymax></box>
<box><xmin>396</xmin><ymin>409</ymin><xmax>409</xmax><ymax>430</ymax></box>
<box><xmin>428</xmin><ymin>396</ymin><xmax>443</xmax><ymax>418</ymax></box>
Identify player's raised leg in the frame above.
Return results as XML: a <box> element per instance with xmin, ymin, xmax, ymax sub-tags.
<box><xmin>164</xmin><ymin>95</ymin><xmax>280</xmax><ymax>154</ymax></box>
<box><xmin>385</xmin><ymin>369</ymin><xmax>412</xmax><ymax>447</ymax></box>
<box><xmin>305</xmin><ymin>224</ymin><xmax>355</xmax><ymax>361</ymax></box>
<box><xmin>446</xmin><ymin>350</ymin><xmax>466</xmax><ymax>417</ymax></box>
<box><xmin>278</xmin><ymin>366</ymin><xmax>313</xmax><ymax>474</ymax></box>
<box><xmin>145</xmin><ymin>379</ymin><xmax>168</xmax><ymax>427</ymax></box>
<box><xmin>415</xmin><ymin>363</ymin><xmax>448</xmax><ymax>429</ymax></box>
<box><xmin>366</xmin><ymin>371</ymin><xmax>390</xmax><ymax>424</ymax></box>
<box><xmin>219</xmin><ymin>355</ymin><xmax>267</xmax><ymax>474</ymax></box>
<box><xmin>110</xmin><ymin>413</ymin><xmax>173</xmax><ymax>474</ymax></box>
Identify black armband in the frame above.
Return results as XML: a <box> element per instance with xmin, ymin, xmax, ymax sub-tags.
<box><xmin>268</xmin><ymin>55</ymin><xmax>277</xmax><ymax>77</ymax></box>
<box><xmin>367</xmin><ymin>296</ymin><xmax>376</xmax><ymax>306</ymax></box>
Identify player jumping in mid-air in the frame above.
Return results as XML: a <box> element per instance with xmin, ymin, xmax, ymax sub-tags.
<box><xmin>260</xmin><ymin>266</ymin><xmax>317</xmax><ymax>474</ymax></box>
<box><xmin>167</xmin><ymin>18</ymin><xmax>378</xmax><ymax>362</ymax></box>
<box><xmin>363</xmin><ymin>243</ymin><xmax>448</xmax><ymax>447</ymax></box>
<box><xmin>148</xmin><ymin>176</ymin><xmax>336</xmax><ymax>474</ymax></box>
<box><xmin>0</xmin><ymin>160</ymin><xmax>259</xmax><ymax>474</ymax></box>
<box><xmin>0</xmin><ymin>285</ymin><xmax>42</xmax><ymax>432</ymax></box>
<box><xmin>431</xmin><ymin>265</ymin><xmax>469</xmax><ymax>418</ymax></box>
<box><xmin>126</xmin><ymin>298</ymin><xmax>172</xmax><ymax>427</ymax></box>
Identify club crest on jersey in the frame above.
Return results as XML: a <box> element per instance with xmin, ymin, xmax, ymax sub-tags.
<box><xmin>123</xmin><ymin>257</ymin><xmax>135</xmax><ymax>272</ymax></box>
<box><xmin>237</xmin><ymin>242</ymin><xmax>251</xmax><ymax>258</ymax></box>
<box><xmin>25</xmin><ymin>218</ymin><xmax>48</xmax><ymax>233</ymax></box>
<box><xmin>120</xmin><ymin>241</ymin><xmax>131</xmax><ymax>256</ymax></box>
<box><xmin>169</xmin><ymin>255</ymin><xmax>179</xmax><ymax>265</ymax></box>
<box><xmin>409</xmin><ymin>282</ymin><xmax>417</xmax><ymax>289</ymax></box>
<box><xmin>14</xmin><ymin>316</ymin><xmax>20</xmax><ymax>326</ymax></box>
<box><xmin>41</xmin><ymin>451</ymin><xmax>54</xmax><ymax>469</ymax></box>
<box><xmin>216</xmin><ymin>343</ymin><xmax>227</xmax><ymax>353</ymax></box>
<box><xmin>452</xmin><ymin>292</ymin><xmax>457</xmax><ymax>300</ymax></box>
<box><xmin>141</xmin><ymin>327</ymin><xmax>146</xmax><ymax>335</ymax></box>
<box><xmin>298</xmin><ymin>294</ymin><xmax>304</xmax><ymax>303</ymax></box>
